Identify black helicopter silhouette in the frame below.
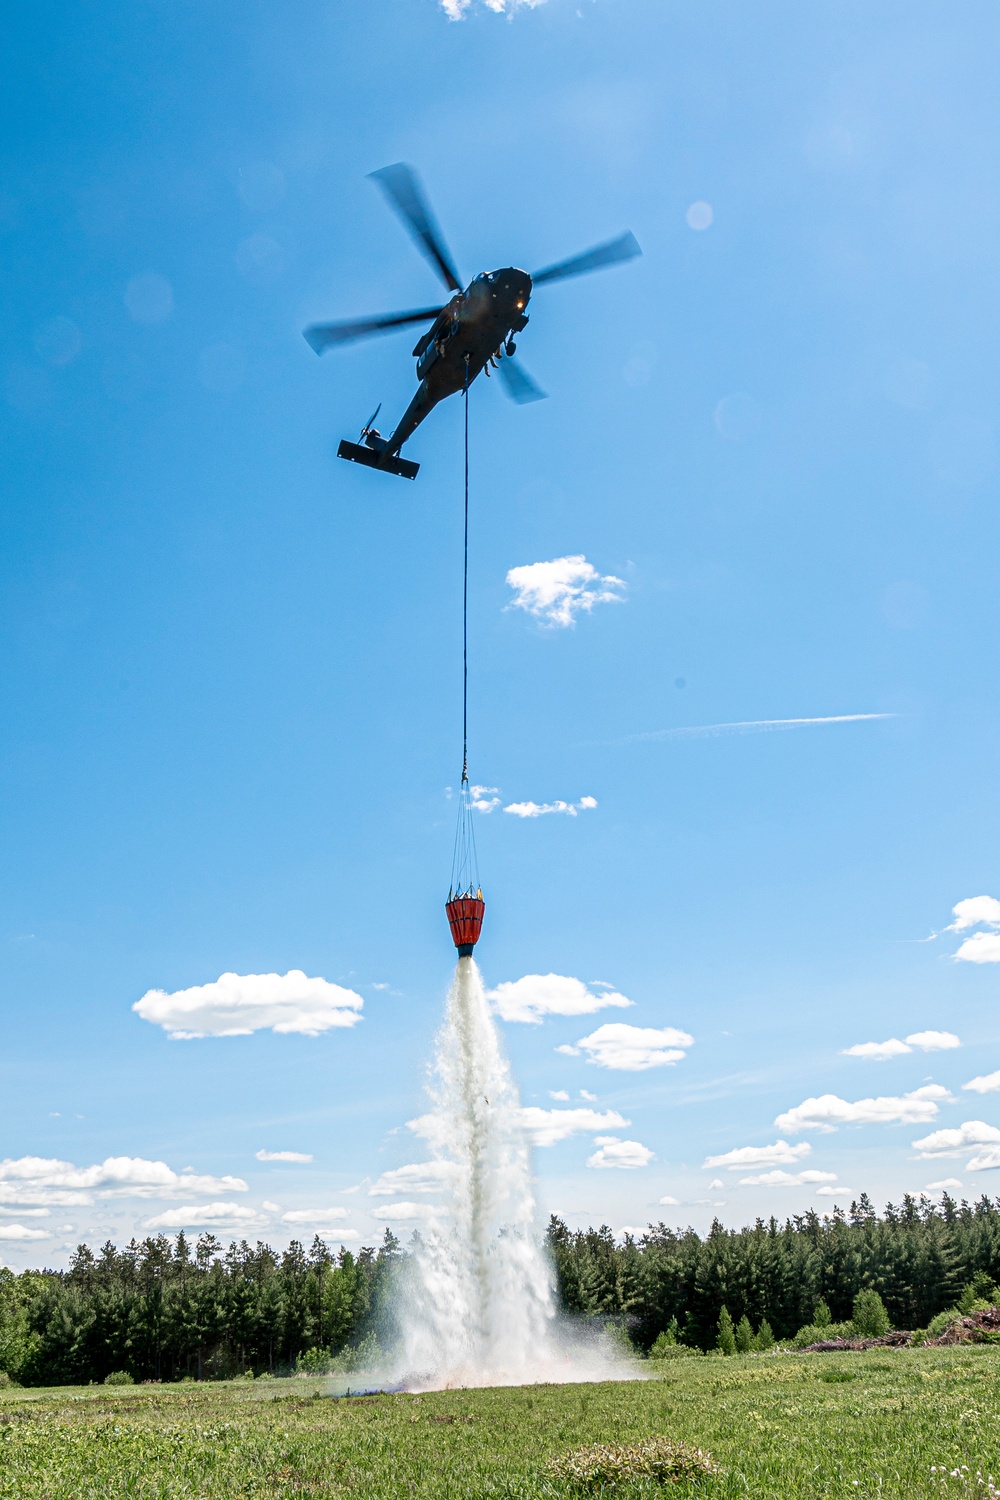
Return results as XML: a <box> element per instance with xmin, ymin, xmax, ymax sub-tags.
<box><xmin>303</xmin><ymin>163</ymin><xmax>641</xmax><ymax>480</ymax></box>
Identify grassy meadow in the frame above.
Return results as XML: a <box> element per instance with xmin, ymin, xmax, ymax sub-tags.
<box><xmin>1</xmin><ymin>1347</ymin><xmax>998</xmax><ymax>1498</ymax></box>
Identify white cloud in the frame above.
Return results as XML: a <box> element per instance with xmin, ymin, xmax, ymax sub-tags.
<box><xmin>708</xmin><ymin>1179</ymin><xmax>724</xmax><ymax>1190</ymax></box>
<box><xmin>925</xmin><ymin>1179</ymin><xmax>963</xmax><ymax>1191</ymax></box>
<box><xmin>963</xmin><ymin>1069</ymin><xmax>1000</xmax><ymax>1095</ymax></box>
<box><xmin>505</xmin><ymin>554</ymin><xmax>625</xmax><ymax>627</ymax></box>
<box><xmin>967</xmin><ymin>1147</ymin><xmax>1000</xmax><ymax>1171</ymax></box>
<box><xmin>0</xmin><ymin>1207</ymin><xmax>49</xmax><ymax>1218</ymax></box>
<box><xmin>955</xmin><ymin>932</ymin><xmax>1000</xmax><ymax>964</ymax></box>
<box><xmin>907</xmin><ymin>1031</ymin><xmax>961</xmax><ymax>1051</ymax></box>
<box><xmin>488</xmin><ymin>973</ymin><xmax>632</xmax><ymax>1025</ymax></box>
<box><xmin>549</xmin><ymin>1090</ymin><xmax>570</xmax><ymax>1102</ymax></box>
<box><xmin>469</xmin><ymin>785</ymin><xmax>500</xmax><ymax>812</ymax></box>
<box><xmin>949</xmin><ymin>896</ymin><xmax>1000</xmax><ymax>931</ymax></box>
<box><xmin>775</xmin><ymin>1086</ymin><xmax>950</xmax><ymax>1134</ymax></box>
<box><xmin>441</xmin><ymin>0</ymin><xmax>544</xmax><ymax>18</ymax></box>
<box><xmin>737</xmin><ymin>1170</ymin><xmax>838</xmax><ymax>1187</ymax></box>
<box><xmin>911</xmin><ymin>1121</ymin><xmax>1000</xmax><ymax>1158</ymax></box>
<box><xmin>944</xmin><ymin>896</ymin><xmax>1000</xmax><ymax>962</ymax></box>
<box><xmin>368</xmin><ymin>1163</ymin><xmax>454</xmax><ymax>1197</ymax></box>
<box><xmin>0</xmin><ymin>1223</ymin><xmax>51</xmax><ymax>1241</ymax></box>
<box><xmin>134</xmin><ymin>970</ymin><xmax>364</xmax><ymax>1039</ymax></box>
<box><xmin>816</xmin><ymin>1186</ymin><xmax>856</xmax><ymax>1198</ymax></box>
<box><xmin>519</xmin><ymin>1107</ymin><xmax>629</xmax><ymax>1147</ymax></box>
<box><xmin>280</xmin><ymin>1208</ymin><xmax>349</xmax><ymax>1226</ymax></box>
<box><xmin>144</xmin><ymin>1202</ymin><xmax>264</xmax><ymax>1229</ymax></box>
<box><xmin>369</xmin><ymin>1201</ymin><xmax>436</xmax><ymax>1221</ymax></box>
<box><xmin>503</xmin><ymin>796</ymin><xmax>598</xmax><ymax>819</ymax></box>
<box><xmin>567</xmin><ymin>1022</ymin><xmax>693</xmax><ymax>1072</ymax></box>
<box><xmin>659</xmin><ymin>1195</ymin><xmax>680</xmax><ymax>1206</ymax></box>
<box><xmin>586</xmin><ymin>1137</ymin><xmax>654</xmax><ymax>1170</ymax></box>
<box><xmin>256</xmin><ymin>1150</ymin><xmax>313</xmax><ymax>1163</ymax></box>
<box><xmin>704</xmin><ymin>1140</ymin><xmax>812</xmax><ymax>1171</ymax></box>
<box><xmin>842</xmin><ymin>1038</ymin><xmax>912</xmax><ymax>1061</ymax></box>
<box><xmin>580</xmin><ymin>1089</ymin><xmax>598</xmax><ymax>1102</ymax></box>
<box><xmin>0</xmin><ymin>1156</ymin><xmax>247</xmax><ymax>1208</ymax></box>
<box><xmin>842</xmin><ymin>1031</ymin><xmax>960</xmax><ymax>1061</ymax></box>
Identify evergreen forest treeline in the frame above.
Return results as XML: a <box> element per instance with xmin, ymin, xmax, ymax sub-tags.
<box><xmin>1</xmin><ymin>1192</ymin><xmax>999</xmax><ymax>1386</ymax></box>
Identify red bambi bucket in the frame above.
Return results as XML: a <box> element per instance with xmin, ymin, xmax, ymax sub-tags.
<box><xmin>445</xmin><ymin>894</ymin><xmax>485</xmax><ymax>957</ymax></box>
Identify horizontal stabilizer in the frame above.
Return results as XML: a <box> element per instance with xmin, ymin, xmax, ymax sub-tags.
<box><xmin>337</xmin><ymin>440</ymin><xmax>419</xmax><ymax>481</ymax></box>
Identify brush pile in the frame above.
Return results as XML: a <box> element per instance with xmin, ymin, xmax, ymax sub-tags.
<box><xmin>923</xmin><ymin>1306</ymin><xmax>1000</xmax><ymax>1346</ymax></box>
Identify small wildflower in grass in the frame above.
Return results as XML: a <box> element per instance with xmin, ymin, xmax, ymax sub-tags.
<box><xmin>546</xmin><ymin>1436</ymin><xmax>720</xmax><ymax>1489</ymax></box>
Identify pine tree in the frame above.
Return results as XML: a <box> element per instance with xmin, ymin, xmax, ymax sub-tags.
<box><xmin>734</xmin><ymin>1315</ymin><xmax>754</xmax><ymax>1353</ymax></box>
<box><xmin>716</xmin><ymin>1305</ymin><xmax>736</xmax><ymax>1355</ymax></box>
<box><xmin>852</xmin><ymin>1287</ymin><xmax>890</xmax><ymax>1337</ymax></box>
<box><xmin>754</xmin><ymin>1318</ymin><xmax>775</xmax><ymax>1351</ymax></box>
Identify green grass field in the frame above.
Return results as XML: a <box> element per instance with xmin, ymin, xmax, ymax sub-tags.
<box><xmin>1</xmin><ymin>1348</ymin><xmax>998</xmax><ymax>1498</ymax></box>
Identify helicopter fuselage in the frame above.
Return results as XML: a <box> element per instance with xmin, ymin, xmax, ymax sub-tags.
<box><xmin>372</xmin><ymin>268</ymin><xmax>533</xmax><ymax>459</ymax></box>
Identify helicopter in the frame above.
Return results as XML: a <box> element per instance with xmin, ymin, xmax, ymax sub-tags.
<box><xmin>303</xmin><ymin>163</ymin><xmax>642</xmax><ymax>479</ymax></box>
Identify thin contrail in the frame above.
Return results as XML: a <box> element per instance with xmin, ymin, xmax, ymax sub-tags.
<box><xmin>620</xmin><ymin>713</ymin><xmax>896</xmax><ymax>745</ymax></box>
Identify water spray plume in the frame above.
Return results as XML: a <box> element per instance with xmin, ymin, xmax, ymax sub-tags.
<box><xmin>393</xmin><ymin>959</ymin><xmax>637</xmax><ymax>1390</ymax></box>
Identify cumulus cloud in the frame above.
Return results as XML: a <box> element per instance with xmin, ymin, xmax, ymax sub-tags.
<box><xmin>703</xmin><ymin>1140</ymin><xmax>812</xmax><ymax>1171</ymax></box>
<box><xmin>519</xmin><ymin>1107</ymin><xmax>629</xmax><ymax>1147</ymax></box>
<box><xmin>505</xmin><ymin>555</ymin><xmax>625</xmax><ymax>627</ymax></box>
<box><xmin>907</xmin><ymin>1031</ymin><xmax>961</xmax><ymax>1051</ymax></box>
<box><xmin>954</xmin><ymin>932</ymin><xmax>1000</xmax><ymax>963</ymax></box>
<box><xmin>0</xmin><ymin>1223</ymin><xmax>51</xmax><ymax>1241</ymax></box>
<box><xmin>488</xmin><ymin>973</ymin><xmax>632</xmax><ymax>1025</ymax></box>
<box><xmin>737</xmin><ymin>1170</ymin><xmax>838</xmax><ymax>1187</ymax></box>
<box><xmin>503</xmin><ymin>796</ymin><xmax>597</xmax><ymax>819</ymax></box>
<box><xmin>925</xmin><ymin>1178</ymin><xmax>963</xmax><ymax>1191</ymax></box>
<box><xmin>587</xmin><ymin>1137</ymin><xmax>654</xmax><ymax>1170</ymax></box>
<box><xmin>963</xmin><ymin>1069</ymin><xmax>1000</xmax><ymax>1095</ymax></box>
<box><xmin>441</xmin><ymin>0</ymin><xmax>543</xmax><ymax>17</ymax></box>
<box><xmin>775</xmin><ymin>1085</ymin><xmax>950</xmax><ymax>1133</ymax></box>
<box><xmin>368</xmin><ymin>1162</ymin><xmax>454</xmax><ymax>1197</ymax></box>
<box><xmin>659</xmin><ymin>1195</ymin><xmax>680</xmax><ymax>1206</ymax></box>
<box><xmin>843</xmin><ymin>1031</ymin><xmax>960</xmax><ymax>1060</ymax></box>
<box><xmin>842</xmin><ymin>1038</ymin><xmax>912</xmax><ymax>1061</ymax></box>
<box><xmin>369</xmin><ymin>1201</ymin><xmax>436</xmax><ymax>1221</ymax></box>
<box><xmin>549</xmin><ymin>1090</ymin><xmax>570</xmax><ymax>1101</ymax></box>
<box><xmin>0</xmin><ymin>1156</ymin><xmax>247</xmax><ymax>1208</ymax></box>
<box><xmin>949</xmin><ymin>896</ymin><xmax>1000</xmax><ymax>931</ymax></box>
<box><xmin>280</xmin><ymin>1208</ymin><xmax>350</xmax><ymax>1226</ymax></box>
<box><xmin>256</xmin><ymin>1150</ymin><xmax>313</xmax><ymax>1163</ymax></box>
<box><xmin>944</xmin><ymin>896</ymin><xmax>1000</xmax><ymax>962</ymax></box>
<box><xmin>469</xmin><ymin>785</ymin><xmax>501</xmax><ymax>812</ymax></box>
<box><xmin>911</xmin><ymin>1121</ymin><xmax>1000</xmax><ymax>1159</ymax></box>
<box><xmin>561</xmin><ymin>1022</ymin><xmax>693</xmax><ymax>1071</ymax></box>
<box><xmin>968</xmin><ymin>1147</ymin><xmax>1000</xmax><ymax>1171</ymax></box>
<box><xmin>816</xmin><ymin>1186</ymin><xmax>856</xmax><ymax>1198</ymax></box>
<box><xmin>134</xmin><ymin>970</ymin><xmax>364</xmax><ymax>1039</ymax></box>
<box><xmin>144</xmin><ymin>1202</ymin><xmax>264</xmax><ymax>1229</ymax></box>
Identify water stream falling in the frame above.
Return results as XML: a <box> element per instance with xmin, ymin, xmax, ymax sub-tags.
<box><xmin>390</xmin><ymin>957</ymin><xmax>633</xmax><ymax>1390</ymax></box>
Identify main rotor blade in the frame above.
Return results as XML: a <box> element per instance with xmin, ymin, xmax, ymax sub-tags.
<box><xmin>532</xmin><ymin>230</ymin><xmax>642</xmax><ymax>286</ymax></box>
<box><xmin>497</xmin><ymin>355</ymin><xmax>547</xmax><ymax>405</ymax></box>
<box><xmin>303</xmin><ymin>306</ymin><xmax>444</xmax><ymax>354</ymax></box>
<box><xmin>368</xmin><ymin>163</ymin><xmax>463</xmax><ymax>294</ymax></box>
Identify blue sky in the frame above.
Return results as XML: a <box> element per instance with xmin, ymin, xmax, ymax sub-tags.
<box><xmin>2</xmin><ymin>0</ymin><xmax>1000</xmax><ymax>1267</ymax></box>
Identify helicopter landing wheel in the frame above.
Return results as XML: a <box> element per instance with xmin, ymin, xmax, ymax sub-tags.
<box><xmin>505</xmin><ymin>339</ymin><xmax>516</xmax><ymax>356</ymax></box>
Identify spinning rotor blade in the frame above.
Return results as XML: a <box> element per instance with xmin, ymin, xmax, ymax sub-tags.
<box><xmin>497</xmin><ymin>355</ymin><xmax>547</xmax><ymax>405</ymax></box>
<box><xmin>303</xmin><ymin>306</ymin><xmax>444</xmax><ymax>354</ymax></box>
<box><xmin>532</xmin><ymin>230</ymin><xmax>642</xmax><ymax>286</ymax></box>
<box><xmin>368</xmin><ymin>163</ymin><xmax>463</xmax><ymax>294</ymax></box>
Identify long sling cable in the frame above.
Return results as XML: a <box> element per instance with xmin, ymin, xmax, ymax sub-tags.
<box><xmin>462</xmin><ymin>354</ymin><xmax>470</xmax><ymax>787</ymax></box>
